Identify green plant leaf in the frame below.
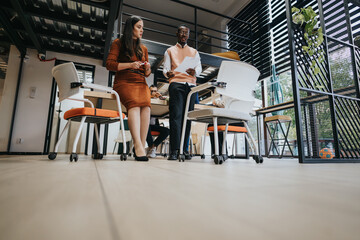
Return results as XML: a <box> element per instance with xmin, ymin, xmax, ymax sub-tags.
<box><xmin>305</xmin><ymin>23</ymin><xmax>314</xmax><ymax>34</ymax></box>
<box><xmin>311</xmin><ymin>60</ymin><xmax>316</xmax><ymax>67</ymax></box>
<box><xmin>317</xmin><ymin>30</ymin><xmax>324</xmax><ymax>46</ymax></box>
<box><xmin>293</xmin><ymin>14</ymin><xmax>305</xmax><ymax>25</ymax></box>
<box><xmin>314</xmin><ymin>66</ymin><xmax>320</xmax><ymax>75</ymax></box>
<box><xmin>302</xmin><ymin>46</ymin><xmax>309</xmax><ymax>52</ymax></box>
<box><xmin>309</xmin><ymin>49</ymin><xmax>314</xmax><ymax>56</ymax></box>
<box><xmin>308</xmin><ymin>6</ymin><xmax>317</xmax><ymax>19</ymax></box>
<box><xmin>304</xmin><ymin>32</ymin><xmax>309</xmax><ymax>40</ymax></box>
<box><xmin>292</xmin><ymin>7</ymin><xmax>300</xmax><ymax>13</ymax></box>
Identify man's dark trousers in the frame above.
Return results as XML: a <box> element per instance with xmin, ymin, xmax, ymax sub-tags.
<box><xmin>168</xmin><ymin>82</ymin><xmax>196</xmax><ymax>153</ymax></box>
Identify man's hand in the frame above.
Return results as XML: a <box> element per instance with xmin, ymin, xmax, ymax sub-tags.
<box><xmin>186</xmin><ymin>68</ymin><xmax>196</xmax><ymax>76</ymax></box>
<box><xmin>166</xmin><ymin>71</ymin><xmax>175</xmax><ymax>79</ymax></box>
<box><xmin>152</xmin><ymin>92</ymin><xmax>162</xmax><ymax>98</ymax></box>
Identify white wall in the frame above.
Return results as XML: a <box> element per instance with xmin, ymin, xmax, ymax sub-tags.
<box><xmin>0</xmin><ymin>46</ymin><xmax>113</xmax><ymax>153</ymax></box>
<box><xmin>0</xmin><ymin>46</ymin><xmax>21</xmax><ymax>152</ymax></box>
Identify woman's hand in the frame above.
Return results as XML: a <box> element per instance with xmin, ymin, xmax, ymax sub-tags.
<box><xmin>130</xmin><ymin>61</ymin><xmax>142</xmax><ymax>69</ymax></box>
<box><xmin>144</xmin><ymin>61</ymin><xmax>151</xmax><ymax>71</ymax></box>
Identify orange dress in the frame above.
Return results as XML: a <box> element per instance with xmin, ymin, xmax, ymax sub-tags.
<box><xmin>106</xmin><ymin>38</ymin><xmax>151</xmax><ymax>110</ymax></box>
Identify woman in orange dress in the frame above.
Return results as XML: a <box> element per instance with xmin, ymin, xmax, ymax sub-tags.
<box><xmin>106</xmin><ymin>16</ymin><xmax>151</xmax><ymax>161</ymax></box>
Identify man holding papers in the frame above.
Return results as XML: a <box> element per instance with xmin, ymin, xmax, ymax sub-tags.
<box><xmin>163</xmin><ymin>24</ymin><xmax>202</xmax><ymax>160</ymax></box>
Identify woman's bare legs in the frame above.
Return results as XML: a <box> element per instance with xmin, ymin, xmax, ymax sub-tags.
<box><xmin>140</xmin><ymin>106</ymin><xmax>151</xmax><ymax>146</ymax></box>
<box><xmin>128</xmin><ymin>107</ymin><xmax>146</xmax><ymax>156</ymax></box>
<box><xmin>127</xmin><ymin>106</ymin><xmax>150</xmax><ymax>157</ymax></box>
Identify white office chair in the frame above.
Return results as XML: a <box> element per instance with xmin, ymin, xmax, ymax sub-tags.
<box><xmin>179</xmin><ymin>61</ymin><xmax>263</xmax><ymax>164</ymax></box>
<box><xmin>49</xmin><ymin>62</ymin><xmax>127</xmax><ymax>162</ymax></box>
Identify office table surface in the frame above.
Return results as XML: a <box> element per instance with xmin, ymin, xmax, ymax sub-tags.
<box><xmin>83</xmin><ymin>91</ymin><xmax>214</xmax><ymax>117</ymax></box>
<box><xmin>255</xmin><ymin>85</ymin><xmax>357</xmax><ymax>115</ymax></box>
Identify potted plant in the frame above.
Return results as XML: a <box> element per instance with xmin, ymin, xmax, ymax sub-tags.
<box><xmin>292</xmin><ymin>6</ymin><xmax>324</xmax><ymax>75</ymax></box>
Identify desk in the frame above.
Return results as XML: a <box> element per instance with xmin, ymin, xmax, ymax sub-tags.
<box><xmin>84</xmin><ymin>91</ymin><xmax>213</xmax><ymax>117</ymax></box>
<box><xmin>84</xmin><ymin>91</ymin><xmax>169</xmax><ymax>117</ymax></box>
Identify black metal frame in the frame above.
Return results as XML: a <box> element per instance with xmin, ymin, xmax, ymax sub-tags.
<box><xmin>118</xmin><ymin>1</ymin><xmax>253</xmax><ymax>58</ymax></box>
<box><xmin>285</xmin><ymin>0</ymin><xmax>360</xmax><ymax>163</ymax></box>
<box><xmin>265</xmin><ymin>119</ymin><xmax>294</xmax><ymax>158</ymax></box>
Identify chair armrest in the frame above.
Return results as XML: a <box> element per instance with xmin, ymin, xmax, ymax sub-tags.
<box><xmin>81</xmin><ymin>83</ymin><xmax>113</xmax><ymax>93</ymax></box>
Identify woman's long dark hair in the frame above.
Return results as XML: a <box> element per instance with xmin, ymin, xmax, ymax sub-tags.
<box><xmin>120</xmin><ymin>16</ymin><xmax>143</xmax><ymax>60</ymax></box>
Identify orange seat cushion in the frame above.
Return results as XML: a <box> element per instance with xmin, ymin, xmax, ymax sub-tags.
<box><xmin>207</xmin><ymin>125</ymin><xmax>247</xmax><ymax>133</ymax></box>
<box><xmin>151</xmin><ymin>131</ymin><xmax>161</xmax><ymax>136</ymax></box>
<box><xmin>64</xmin><ymin>107</ymin><xmax>124</xmax><ymax>120</ymax></box>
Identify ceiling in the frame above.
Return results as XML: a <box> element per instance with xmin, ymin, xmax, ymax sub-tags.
<box><xmin>0</xmin><ymin>0</ymin><xmax>251</xmax><ymax>62</ymax></box>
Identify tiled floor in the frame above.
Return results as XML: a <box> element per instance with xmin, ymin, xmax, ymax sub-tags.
<box><xmin>0</xmin><ymin>154</ymin><xmax>359</xmax><ymax>240</ymax></box>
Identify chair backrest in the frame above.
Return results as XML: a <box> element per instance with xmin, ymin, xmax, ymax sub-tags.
<box><xmin>216</xmin><ymin>61</ymin><xmax>260</xmax><ymax>113</ymax></box>
<box><xmin>52</xmin><ymin>62</ymin><xmax>81</xmax><ymax>102</ymax></box>
<box><xmin>216</xmin><ymin>61</ymin><xmax>260</xmax><ymax>101</ymax></box>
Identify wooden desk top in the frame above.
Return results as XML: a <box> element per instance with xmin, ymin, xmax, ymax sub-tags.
<box><xmin>84</xmin><ymin>91</ymin><xmax>215</xmax><ymax>117</ymax></box>
<box><xmin>84</xmin><ymin>91</ymin><xmax>169</xmax><ymax>117</ymax></box>
<box><xmin>256</xmin><ymin>85</ymin><xmax>357</xmax><ymax>115</ymax></box>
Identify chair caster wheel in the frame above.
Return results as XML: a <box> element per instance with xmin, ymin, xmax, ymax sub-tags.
<box><xmin>48</xmin><ymin>152</ymin><xmax>57</xmax><ymax>160</ymax></box>
<box><xmin>178</xmin><ymin>155</ymin><xmax>185</xmax><ymax>162</ymax></box>
<box><xmin>70</xmin><ymin>153</ymin><xmax>78</xmax><ymax>162</ymax></box>
<box><xmin>222</xmin><ymin>154</ymin><xmax>228</xmax><ymax>161</ymax></box>
<box><xmin>120</xmin><ymin>154</ymin><xmax>127</xmax><ymax>161</ymax></box>
<box><xmin>230</xmin><ymin>155</ymin><xmax>235</xmax><ymax>159</ymax></box>
<box><xmin>214</xmin><ymin>155</ymin><xmax>223</xmax><ymax>165</ymax></box>
<box><xmin>201</xmin><ymin>154</ymin><xmax>205</xmax><ymax>159</ymax></box>
<box><xmin>253</xmin><ymin>155</ymin><xmax>263</xmax><ymax>164</ymax></box>
<box><xmin>92</xmin><ymin>153</ymin><xmax>103</xmax><ymax>159</ymax></box>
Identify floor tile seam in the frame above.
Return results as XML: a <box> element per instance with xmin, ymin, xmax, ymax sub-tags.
<box><xmin>93</xmin><ymin>160</ymin><xmax>122</xmax><ymax>240</ymax></box>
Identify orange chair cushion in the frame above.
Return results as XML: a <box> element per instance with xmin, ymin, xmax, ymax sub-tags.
<box><xmin>64</xmin><ymin>107</ymin><xmax>124</xmax><ymax>120</ymax></box>
<box><xmin>151</xmin><ymin>131</ymin><xmax>161</xmax><ymax>136</ymax></box>
<box><xmin>207</xmin><ymin>125</ymin><xmax>247</xmax><ymax>133</ymax></box>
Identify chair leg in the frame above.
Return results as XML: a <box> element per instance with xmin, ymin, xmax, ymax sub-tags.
<box><xmin>222</xmin><ymin>124</ymin><xmax>229</xmax><ymax>159</ymax></box>
<box><xmin>231</xmin><ymin>133</ymin><xmax>237</xmax><ymax>158</ymax></box>
<box><xmin>200</xmin><ymin>124</ymin><xmax>208</xmax><ymax>159</ymax></box>
<box><xmin>94</xmin><ymin>124</ymin><xmax>102</xmax><ymax>154</ymax></box>
<box><xmin>189</xmin><ymin>134</ymin><xmax>193</xmax><ymax>155</ymax></box>
<box><xmin>212</xmin><ymin>117</ymin><xmax>224</xmax><ymax>165</ymax></box>
<box><xmin>54</xmin><ymin>120</ymin><xmax>71</xmax><ymax>153</ymax></box>
<box><xmin>213</xmin><ymin>117</ymin><xmax>219</xmax><ymax>156</ymax></box>
<box><xmin>72</xmin><ymin>116</ymin><xmax>86</xmax><ymax>153</ymax></box>
<box><xmin>112</xmin><ymin>142</ymin><xmax>117</xmax><ymax>154</ymax></box>
<box><xmin>244</xmin><ymin>122</ymin><xmax>263</xmax><ymax>164</ymax></box>
<box><xmin>48</xmin><ymin>120</ymin><xmax>71</xmax><ymax>160</ymax></box>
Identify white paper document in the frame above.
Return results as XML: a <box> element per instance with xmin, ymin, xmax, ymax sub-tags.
<box><xmin>174</xmin><ymin>56</ymin><xmax>199</xmax><ymax>75</ymax></box>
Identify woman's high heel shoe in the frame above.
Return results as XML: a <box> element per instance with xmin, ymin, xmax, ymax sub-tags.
<box><xmin>133</xmin><ymin>147</ymin><xmax>148</xmax><ymax>161</ymax></box>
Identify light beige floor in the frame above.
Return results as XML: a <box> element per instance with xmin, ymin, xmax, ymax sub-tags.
<box><xmin>0</xmin><ymin>154</ymin><xmax>359</xmax><ymax>240</ymax></box>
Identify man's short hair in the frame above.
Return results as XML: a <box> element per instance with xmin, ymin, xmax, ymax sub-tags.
<box><xmin>178</xmin><ymin>24</ymin><xmax>189</xmax><ymax>32</ymax></box>
<box><xmin>150</xmin><ymin>84</ymin><xmax>156</xmax><ymax>88</ymax></box>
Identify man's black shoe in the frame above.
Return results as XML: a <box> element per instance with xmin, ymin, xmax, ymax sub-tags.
<box><xmin>184</xmin><ymin>151</ymin><xmax>192</xmax><ymax>160</ymax></box>
<box><xmin>167</xmin><ymin>151</ymin><xmax>178</xmax><ymax>161</ymax></box>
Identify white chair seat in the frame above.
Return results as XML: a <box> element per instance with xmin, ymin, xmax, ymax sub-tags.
<box><xmin>188</xmin><ymin>108</ymin><xmax>251</xmax><ymax>123</ymax></box>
